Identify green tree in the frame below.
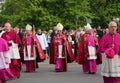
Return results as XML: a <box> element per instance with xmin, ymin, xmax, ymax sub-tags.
<box><xmin>0</xmin><ymin>0</ymin><xmax>92</xmax><ymax>30</ymax></box>
<box><xmin>2</xmin><ymin>0</ymin><xmax>120</xmax><ymax>30</ymax></box>
<box><xmin>89</xmin><ymin>0</ymin><xmax>120</xmax><ymax>28</ymax></box>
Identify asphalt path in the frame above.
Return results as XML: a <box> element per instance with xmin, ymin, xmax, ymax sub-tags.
<box><xmin>7</xmin><ymin>59</ymin><xmax>103</xmax><ymax>83</ymax></box>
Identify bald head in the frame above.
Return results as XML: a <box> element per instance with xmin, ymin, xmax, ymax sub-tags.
<box><xmin>4</xmin><ymin>22</ymin><xmax>12</xmax><ymax>32</ymax></box>
<box><xmin>108</xmin><ymin>21</ymin><xmax>117</xmax><ymax>34</ymax></box>
<box><xmin>5</xmin><ymin>22</ymin><xmax>11</xmax><ymax>27</ymax></box>
<box><xmin>109</xmin><ymin>21</ymin><xmax>117</xmax><ymax>27</ymax></box>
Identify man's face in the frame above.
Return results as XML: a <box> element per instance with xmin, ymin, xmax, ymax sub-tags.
<box><xmin>14</xmin><ymin>27</ymin><xmax>19</xmax><ymax>32</ymax></box>
<box><xmin>109</xmin><ymin>22</ymin><xmax>117</xmax><ymax>34</ymax></box>
<box><xmin>4</xmin><ymin>23</ymin><xmax>11</xmax><ymax>32</ymax></box>
<box><xmin>26</xmin><ymin>30</ymin><xmax>31</xmax><ymax>34</ymax></box>
<box><xmin>38</xmin><ymin>29</ymin><xmax>42</xmax><ymax>34</ymax></box>
<box><xmin>57</xmin><ymin>30</ymin><xmax>62</xmax><ymax>34</ymax></box>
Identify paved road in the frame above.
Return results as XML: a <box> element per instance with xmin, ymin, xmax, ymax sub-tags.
<box><xmin>7</xmin><ymin>59</ymin><xmax>103</xmax><ymax>83</ymax></box>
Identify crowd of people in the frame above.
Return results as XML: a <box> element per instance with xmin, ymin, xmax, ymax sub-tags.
<box><xmin>0</xmin><ymin>21</ymin><xmax>120</xmax><ymax>83</ymax></box>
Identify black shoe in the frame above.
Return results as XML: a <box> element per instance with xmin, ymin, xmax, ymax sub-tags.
<box><xmin>17</xmin><ymin>74</ymin><xmax>20</xmax><ymax>79</ymax></box>
<box><xmin>3</xmin><ymin>81</ymin><xmax>7</xmax><ymax>83</ymax></box>
<box><xmin>88</xmin><ymin>72</ymin><xmax>95</xmax><ymax>74</ymax></box>
<box><xmin>91</xmin><ymin>72</ymin><xmax>96</xmax><ymax>74</ymax></box>
<box><xmin>56</xmin><ymin>69</ymin><xmax>61</xmax><ymax>72</ymax></box>
<box><xmin>88</xmin><ymin>71</ymin><xmax>92</xmax><ymax>74</ymax></box>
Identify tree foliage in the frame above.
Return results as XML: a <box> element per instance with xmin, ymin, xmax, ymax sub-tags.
<box><xmin>89</xmin><ymin>0</ymin><xmax>120</xmax><ymax>28</ymax></box>
<box><xmin>0</xmin><ymin>0</ymin><xmax>120</xmax><ymax>30</ymax></box>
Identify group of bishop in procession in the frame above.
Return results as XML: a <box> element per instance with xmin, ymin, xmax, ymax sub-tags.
<box><xmin>0</xmin><ymin>20</ymin><xmax>120</xmax><ymax>83</ymax></box>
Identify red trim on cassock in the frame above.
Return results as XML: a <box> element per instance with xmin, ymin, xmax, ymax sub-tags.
<box><xmin>19</xmin><ymin>33</ymin><xmax>46</xmax><ymax>63</ymax></box>
<box><xmin>76</xmin><ymin>34</ymin><xmax>102</xmax><ymax>64</ymax></box>
<box><xmin>49</xmin><ymin>34</ymin><xmax>74</xmax><ymax>64</ymax></box>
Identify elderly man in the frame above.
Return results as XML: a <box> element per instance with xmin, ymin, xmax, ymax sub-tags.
<box><xmin>0</xmin><ymin>38</ymin><xmax>14</xmax><ymax>83</ymax></box>
<box><xmin>97</xmin><ymin>21</ymin><xmax>120</xmax><ymax>83</ymax></box>
<box><xmin>1</xmin><ymin>22</ymin><xmax>21</xmax><ymax>78</ymax></box>
<box><xmin>20</xmin><ymin>24</ymin><xmax>46</xmax><ymax>72</ymax></box>
<box><xmin>50</xmin><ymin>23</ymin><xmax>74</xmax><ymax>72</ymax></box>
<box><xmin>76</xmin><ymin>23</ymin><xmax>100</xmax><ymax>74</ymax></box>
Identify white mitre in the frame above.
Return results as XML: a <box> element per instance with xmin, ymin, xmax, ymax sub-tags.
<box><xmin>26</xmin><ymin>24</ymin><xmax>32</xmax><ymax>30</ymax></box>
<box><xmin>56</xmin><ymin>23</ymin><xmax>63</xmax><ymax>30</ymax></box>
<box><xmin>84</xmin><ymin>23</ymin><xmax>92</xmax><ymax>31</ymax></box>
